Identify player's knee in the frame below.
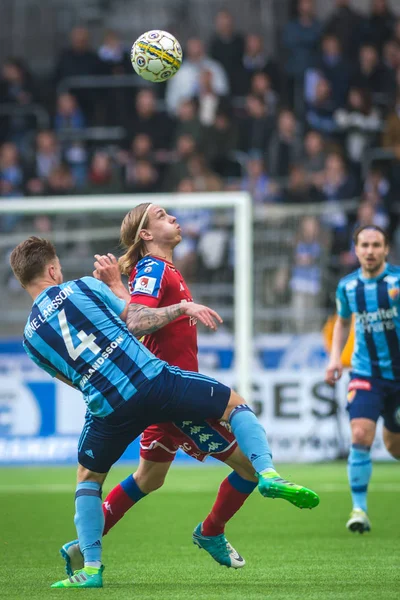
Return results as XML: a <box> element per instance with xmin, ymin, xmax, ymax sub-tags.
<box><xmin>351</xmin><ymin>425</ymin><xmax>372</xmax><ymax>446</ymax></box>
<box><xmin>134</xmin><ymin>471</ymin><xmax>166</xmax><ymax>493</ymax></box>
<box><xmin>76</xmin><ymin>464</ymin><xmax>106</xmax><ymax>485</ymax></box>
<box><xmin>384</xmin><ymin>438</ymin><xmax>400</xmax><ymax>460</ymax></box>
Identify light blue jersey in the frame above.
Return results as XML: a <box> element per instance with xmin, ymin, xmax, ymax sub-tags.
<box><xmin>336</xmin><ymin>264</ymin><xmax>400</xmax><ymax>380</ymax></box>
<box><xmin>23</xmin><ymin>277</ymin><xmax>165</xmax><ymax>417</ymax></box>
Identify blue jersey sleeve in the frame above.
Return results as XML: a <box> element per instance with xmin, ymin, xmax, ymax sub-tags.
<box><xmin>80</xmin><ymin>276</ymin><xmax>126</xmax><ymax>316</ymax></box>
<box><xmin>23</xmin><ymin>341</ymin><xmax>58</xmax><ymax>378</ymax></box>
<box><xmin>336</xmin><ymin>282</ymin><xmax>352</xmax><ymax>319</ymax></box>
<box><xmin>131</xmin><ymin>259</ymin><xmax>166</xmax><ymax>300</ymax></box>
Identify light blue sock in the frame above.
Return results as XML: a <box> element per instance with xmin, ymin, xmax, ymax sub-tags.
<box><xmin>347</xmin><ymin>444</ymin><xmax>372</xmax><ymax>512</ymax></box>
<box><xmin>229</xmin><ymin>404</ymin><xmax>274</xmax><ymax>474</ymax></box>
<box><xmin>74</xmin><ymin>482</ymin><xmax>104</xmax><ymax>565</ymax></box>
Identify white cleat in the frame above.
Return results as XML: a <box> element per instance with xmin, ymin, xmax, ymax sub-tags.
<box><xmin>346</xmin><ymin>509</ymin><xmax>371</xmax><ymax>534</ymax></box>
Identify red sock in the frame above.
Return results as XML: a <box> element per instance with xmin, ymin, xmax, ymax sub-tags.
<box><xmin>102</xmin><ymin>484</ymin><xmax>135</xmax><ymax>536</ymax></box>
<box><xmin>201</xmin><ymin>475</ymin><xmax>255</xmax><ymax>536</ymax></box>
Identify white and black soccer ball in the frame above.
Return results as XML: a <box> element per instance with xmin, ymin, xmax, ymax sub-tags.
<box><xmin>130</xmin><ymin>30</ymin><xmax>183</xmax><ymax>83</ymax></box>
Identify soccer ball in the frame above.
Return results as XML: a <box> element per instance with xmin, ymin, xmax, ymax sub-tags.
<box><xmin>130</xmin><ymin>30</ymin><xmax>183</xmax><ymax>83</ymax></box>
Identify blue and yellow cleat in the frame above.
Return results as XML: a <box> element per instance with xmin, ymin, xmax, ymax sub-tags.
<box><xmin>51</xmin><ymin>565</ymin><xmax>104</xmax><ymax>588</ymax></box>
<box><xmin>192</xmin><ymin>523</ymin><xmax>245</xmax><ymax>568</ymax></box>
<box><xmin>60</xmin><ymin>539</ymin><xmax>83</xmax><ymax>577</ymax></box>
<box><xmin>258</xmin><ymin>470</ymin><xmax>320</xmax><ymax>509</ymax></box>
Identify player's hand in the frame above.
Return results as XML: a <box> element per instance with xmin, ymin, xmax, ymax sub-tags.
<box><xmin>182</xmin><ymin>302</ymin><xmax>223</xmax><ymax>331</ymax></box>
<box><xmin>93</xmin><ymin>253</ymin><xmax>121</xmax><ymax>285</ymax></box>
<box><xmin>325</xmin><ymin>359</ymin><xmax>343</xmax><ymax>386</ymax></box>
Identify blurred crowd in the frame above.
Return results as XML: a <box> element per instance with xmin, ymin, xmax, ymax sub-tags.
<box><xmin>2</xmin><ymin>0</ymin><xmax>400</xmax><ymax>329</ymax></box>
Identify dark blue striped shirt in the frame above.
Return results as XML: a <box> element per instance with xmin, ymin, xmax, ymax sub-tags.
<box><xmin>23</xmin><ymin>277</ymin><xmax>165</xmax><ymax>416</ymax></box>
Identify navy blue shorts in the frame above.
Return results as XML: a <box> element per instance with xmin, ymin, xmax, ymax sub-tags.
<box><xmin>346</xmin><ymin>373</ymin><xmax>400</xmax><ymax>433</ymax></box>
<box><xmin>78</xmin><ymin>365</ymin><xmax>231</xmax><ymax>472</ymax></box>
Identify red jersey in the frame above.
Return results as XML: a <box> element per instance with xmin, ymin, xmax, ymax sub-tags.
<box><xmin>128</xmin><ymin>255</ymin><xmax>198</xmax><ymax>371</ymax></box>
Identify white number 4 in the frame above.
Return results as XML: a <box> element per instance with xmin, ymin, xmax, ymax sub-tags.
<box><xmin>58</xmin><ymin>309</ymin><xmax>101</xmax><ymax>360</ymax></box>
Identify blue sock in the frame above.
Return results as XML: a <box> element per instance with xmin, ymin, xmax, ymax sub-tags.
<box><xmin>120</xmin><ymin>475</ymin><xmax>147</xmax><ymax>502</ymax></box>
<box><xmin>228</xmin><ymin>471</ymin><xmax>257</xmax><ymax>494</ymax></box>
<box><xmin>347</xmin><ymin>444</ymin><xmax>372</xmax><ymax>512</ymax></box>
<box><xmin>229</xmin><ymin>405</ymin><xmax>274</xmax><ymax>474</ymax></box>
<box><xmin>74</xmin><ymin>482</ymin><xmax>104</xmax><ymax>565</ymax></box>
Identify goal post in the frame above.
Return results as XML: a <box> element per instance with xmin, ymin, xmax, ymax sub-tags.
<box><xmin>0</xmin><ymin>191</ymin><xmax>253</xmax><ymax>401</ymax></box>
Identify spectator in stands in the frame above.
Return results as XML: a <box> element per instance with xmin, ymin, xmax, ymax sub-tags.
<box><xmin>282</xmin><ymin>0</ymin><xmax>322</xmax><ymax>105</ymax></box>
<box><xmin>54</xmin><ymin>93</ymin><xmax>85</xmax><ymax>131</ymax></box>
<box><xmin>201</xmin><ymin>109</ymin><xmax>239</xmax><ymax>177</ymax></box>
<box><xmin>238</xmin><ymin>94</ymin><xmax>274</xmax><ymax>153</ymax></box>
<box><xmin>165</xmin><ymin>37</ymin><xmax>229</xmax><ymax>115</ymax></box>
<box><xmin>382</xmin><ymin>92</ymin><xmax>400</xmax><ymax>149</ymax></box>
<box><xmin>186</xmin><ymin>152</ymin><xmax>223</xmax><ymax>192</ymax></box>
<box><xmin>240</xmin><ymin>153</ymin><xmax>280</xmax><ymax>204</ymax></box>
<box><xmin>250</xmin><ymin>72</ymin><xmax>278</xmax><ymax>117</ymax></box>
<box><xmin>196</xmin><ymin>69</ymin><xmax>223</xmax><ymax>127</ymax></box>
<box><xmin>267</xmin><ymin>108</ymin><xmax>302</xmax><ymax>178</ymax></box>
<box><xmin>239</xmin><ymin>33</ymin><xmax>280</xmax><ymax>96</ymax></box>
<box><xmin>0</xmin><ymin>57</ymin><xmax>37</xmax><ymax>145</ymax></box>
<box><xmin>45</xmin><ymin>164</ymin><xmax>76</xmax><ymax>196</ymax></box>
<box><xmin>26</xmin><ymin>130</ymin><xmax>61</xmax><ymax>189</ymax></box>
<box><xmin>163</xmin><ymin>134</ymin><xmax>197</xmax><ymax>191</ymax></box>
<box><xmin>97</xmin><ymin>30</ymin><xmax>131</xmax><ymax>75</ymax></box>
<box><xmin>0</xmin><ymin>142</ymin><xmax>24</xmax><ymax>198</ymax></box>
<box><xmin>289</xmin><ymin>215</ymin><xmax>323</xmax><ymax>333</ymax></box>
<box><xmin>318</xmin><ymin>152</ymin><xmax>357</xmax><ymax>231</ymax></box>
<box><xmin>316</xmin><ymin>34</ymin><xmax>350</xmax><ymax>108</ymax></box>
<box><xmin>83</xmin><ymin>151</ymin><xmax>122</xmax><ymax>195</ymax></box>
<box><xmin>323</xmin><ymin>0</ymin><xmax>365</xmax><ymax>60</ymax></box>
<box><xmin>54</xmin><ymin>26</ymin><xmax>103</xmax><ymax>120</ymax></box>
<box><xmin>363</xmin><ymin>164</ymin><xmax>393</xmax><ymax>217</ymax></box>
<box><xmin>173</xmin><ymin>178</ymin><xmax>213</xmax><ymax>281</ymax></box>
<box><xmin>365</xmin><ymin>0</ymin><xmax>395</xmax><ymax>53</ymax></box>
<box><xmin>334</xmin><ymin>87</ymin><xmax>382</xmax><ymax>166</ymax></box>
<box><xmin>305</xmin><ymin>77</ymin><xmax>337</xmax><ymax>135</ymax></box>
<box><xmin>124</xmin><ymin>159</ymin><xmax>159</xmax><ymax>194</ymax></box>
<box><xmin>174</xmin><ymin>99</ymin><xmax>203</xmax><ymax>146</ymax></box>
<box><xmin>127</xmin><ymin>88</ymin><xmax>175</xmax><ymax>152</ymax></box>
<box><xmin>121</xmin><ymin>133</ymin><xmax>154</xmax><ymax>188</ymax></box>
<box><xmin>352</xmin><ymin>44</ymin><xmax>394</xmax><ymax>100</ymax></box>
<box><xmin>209</xmin><ymin>9</ymin><xmax>244</xmax><ymax>95</ymax></box>
<box><xmin>283</xmin><ymin>164</ymin><xmax>323</xmax><ymax>203</ymax></box>
<box><xmin>301</xmin><ymin>130</ymin><xmax>327</xmax><ymax>180</ymax></box>
<box><xmin>382</xmin><ymin>39</ymin><xmax>400</xmax><ymax>99</ymax></box>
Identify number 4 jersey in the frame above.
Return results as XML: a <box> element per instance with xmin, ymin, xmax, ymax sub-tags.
<box><xmin>23</xmin><ymin>277</ymin><xmax>165</xmax><ymax>417</ymax></box>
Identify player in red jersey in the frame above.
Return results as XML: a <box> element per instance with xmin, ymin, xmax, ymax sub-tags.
<box><xmin>60</xmin><ymin>203</ymin><xmax>317</xmax><ymax>575</ymax></box>
<box><xmin>62</xmin><ymin>202</ymin><xmax>257</xmax><ymax>571</ymax></box>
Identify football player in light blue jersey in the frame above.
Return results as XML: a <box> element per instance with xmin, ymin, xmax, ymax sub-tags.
<box><xmin>10</xmin><ymin>237</ymin><xmax>320</xmax><ymax>589</ymax></box>
<box><xmin>326</xmin><ymin>225</ymin><xmax>400</xmax><ymax>534</ymax></box>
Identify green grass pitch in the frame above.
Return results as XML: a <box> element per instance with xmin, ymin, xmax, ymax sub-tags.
<box><xmin>0</xmin><ymin>462</ymin><xmax>399</xmax><ymax>599</ymax></box>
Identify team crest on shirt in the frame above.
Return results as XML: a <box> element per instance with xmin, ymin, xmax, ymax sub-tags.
<box><xmin>347</xmin><ymin>390</ymin><xmax>356</xmax><ymax>403</ymax></box>
<box><xmin>388</xmin><ymin>285</ymin><xmax>400</xmax><ymax>302</ymax></box>
<box><xmin>394</xmin><ymin>407</ymin><xmax>400</xmax><ymax>426</ymax></box>
<box><xmin>134</xmin><ymin>276</ymin><xmax>157</xmax><ymax>294</ymax></box>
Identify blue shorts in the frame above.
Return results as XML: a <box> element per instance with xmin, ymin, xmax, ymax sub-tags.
<box><xmin>78</xmin><ymin>365</ymin><xmax>231</xmax><ymax>472</ymax></box>
<box><xmin>346</xmin><ymin>373</ymin><xmax>400</xmax><ymax>433</ymax></box>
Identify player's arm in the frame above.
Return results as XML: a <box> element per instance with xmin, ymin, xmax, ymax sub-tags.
<box><xmin>127</xmin><ymin>301</ymin><xmax>223</xmax><ymax>336</ymax></box>
<box><xmin>93</xmin><ymin>253</ymin><xmax>130</xmax><ymax>305</ymax></box>
<box><xmin>325</xmin><ymin>283</ymin><xmax>352</xmax><ymax>385</ymax></box>
<box><xmin>55</xmin><ymin>373</ymin><xmax>79</xmax><ymax>389</ymax></box>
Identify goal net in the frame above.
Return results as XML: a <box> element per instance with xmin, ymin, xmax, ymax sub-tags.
<box><xmin>0</xmin><ymin>192</ymin><xmax>253</xmax><ymax>401</ymax></box>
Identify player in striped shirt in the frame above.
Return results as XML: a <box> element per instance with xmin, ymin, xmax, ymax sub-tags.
<box><xmin>62</xmin><ymin>202</ymin><xmax>319</xmax><ymax>576</ymax></box>
<box><xmin>325</xmin><ymin>225</ymin><xmax>400</xmax><ymax>534</ymax></box>
<box><xmin>10</xmin><ymin>236</ymin><xmax>319</xmax><ymax>588</ymax></box>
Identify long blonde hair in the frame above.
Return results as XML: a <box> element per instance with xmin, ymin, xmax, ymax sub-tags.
<box><xmin>119</xmin><ymin>203</ymin><xmax>152</xmax><ymax>275</ymax></box>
